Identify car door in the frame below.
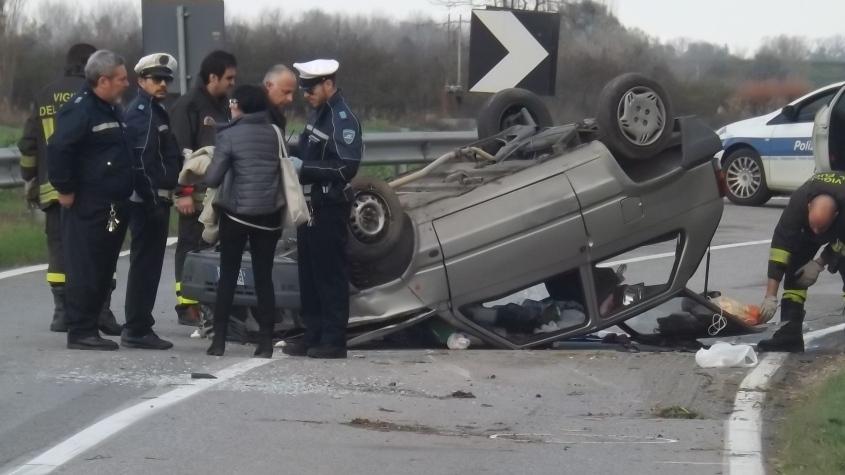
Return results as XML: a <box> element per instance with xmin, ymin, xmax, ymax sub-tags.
<box><xmin>813</xmin><ymin>85</ymin><xmax>845</xmax><ymax>171</ymax></box>
<box><xmin>767</xmin><ymin>88</ymin><xmax>839</xmax><ymax>187</ymax></box>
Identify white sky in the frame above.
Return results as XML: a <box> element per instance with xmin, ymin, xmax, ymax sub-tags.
<box><xmin>27</xmin><ymin>0</ymin><xmax>845</xmax><ymax>56</ymax></box>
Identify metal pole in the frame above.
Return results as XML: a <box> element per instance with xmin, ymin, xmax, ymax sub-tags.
<box><xmin>704</xmin><ymin>245</ymin><xmax>711</xmax><ymax>296</ymax></box>
<box><xmin>457</xmin><ymin>14</ymin><xmax>462</xmax><ymax>86</ymax></box>
<box><xmin>176</xmin><ymin>5</ymin><xmax>188</xmax><ymax>95</ymax></box>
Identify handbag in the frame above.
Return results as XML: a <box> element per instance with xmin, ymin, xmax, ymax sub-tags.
<box><xmin>270</xmin><ymin>124</ymin><xmax>311</xmax><ymax>229</ymax></box>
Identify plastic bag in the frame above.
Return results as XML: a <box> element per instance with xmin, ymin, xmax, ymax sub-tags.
<box><xmin>447</xmin><ymin>333</ymin><xmax>471</xmax><ymax>350</ymax></box>
<box><xmin>695</xmin><ymin>342</ymin><xmax>758</xmax><ymax>368</ymax></box>
<box><xmin>711</xmin><ymin>296</ymin><xmax>762</xmax><ymax>326</ymax></box>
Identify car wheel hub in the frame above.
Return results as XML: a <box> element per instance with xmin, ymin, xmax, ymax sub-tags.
<box><xmin>725</xmin><ymin>156</ymin><xmax>762</xmax><ymax>199</ymax></box>
<box><xmin>350</xmin><ymin>192</ymin><xmax>388</xmax><ymax>242</ymax></box>
<box><xmin>617</xmin><ymin>86</ymin><xmax>667</xmax><ymax>146</ymax></box>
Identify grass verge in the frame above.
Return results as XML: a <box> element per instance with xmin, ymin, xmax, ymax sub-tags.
<box><xmin>774</xmin><ymin>366</ymin><xmax>845</xmax><ymax>474</ymax></box>
<box><xmin>0</xmin><ymin>188</ymin><xmax>46</xmax><ymax>269</ymax></box>
<box><xmin>0</xmin><ymin>126</ymin><xmax>21</xmax><ymax>148</ymax></box>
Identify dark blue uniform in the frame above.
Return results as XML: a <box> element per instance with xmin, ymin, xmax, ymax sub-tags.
<box><xmin>47</xmin><ymin>87</ymin><xmax>134</xmax><ymax>339</ymax></box>
<box><xmin>296</xmin><ymin>90</ymin><xmax>363</xmax><ymax>349</ymax></box>
<box><xmin>122</xmin><ymin>89</ymin><xmax>182</xmax><ymax>336</ymax></box>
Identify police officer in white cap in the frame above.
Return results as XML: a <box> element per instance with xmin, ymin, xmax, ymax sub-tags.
<box><xmin>118</xmin><ymin>53</ymin><xmax>182</xmax><ymax>350</ymax></box>
<box><xmin>283</xmin><ymin>59</ymin><xmax>363</xmax><ymax>359</ymax></box>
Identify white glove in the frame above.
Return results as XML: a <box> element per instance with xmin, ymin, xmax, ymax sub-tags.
<box><xmin>794</xmin><ymin>259</ymin><xmax>824</xmax><ymax>288</ymax></box>
<box><xmin>759</xmin><ymin>296</ymin><xmax>779</xmax><ymax>323</ymax></box>
<box><xmin>289</xmin><ymin>156</ymin><xmax>303</xmax><ymax>172</ymax></box>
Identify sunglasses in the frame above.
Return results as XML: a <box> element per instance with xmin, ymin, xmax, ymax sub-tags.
<box><xmin>301</xmin><ymin>80</ymin><xmax>325</xmax><ymax>95</ymax></box>
<box><xmin>144</xmin><ymin>76</ymin><xmax>173</xmax><ymax>85</ymax></box>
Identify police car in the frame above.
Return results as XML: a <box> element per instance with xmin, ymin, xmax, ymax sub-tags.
<box><xmin>717</xmin><ymin>81</ymin><xmax>845</xmax><ymax>205</ymax></box>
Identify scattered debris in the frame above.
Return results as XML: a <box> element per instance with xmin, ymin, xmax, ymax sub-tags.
<box><xmin>345</xmin><ymin>418</ymin><xmax>438</xmax><ymax>434</ymax></box>
<box><xmin>191</xmin><ymin>373</ymin><xmax>217</xmax><ymax>379</ymax></box>
<box><xmin>488</xmin><ymin>374</ymin><xmax>496</xmax><ymax>379</ymax></box>
<box><xmin>448</xmin><ymin>390</ymin><xmax>476</xmax><ymax>399</ymax></box>
<box><xmin>482</xmin><ymin>404</ymin><xmax>494</xmax><ymax>408</ymax></box>
<box><xmin>378</xmin><ymin>407</ymin><xmax>399</xmax><ymax>413</ymax></box>
<box><xmin>654</xmin><ymin>405</ymin><xmax>700</xmax><ymax>419</ymax></box>
<box><xmin>535</xmin><ymin>394</ymin><xmax>542</xmax><ymax>398</ymax></box>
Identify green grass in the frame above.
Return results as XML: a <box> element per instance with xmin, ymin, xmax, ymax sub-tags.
<box><xmin>775</xmin><ymin>368</ymin><xmax>845</xmax><ymax>474</ymax></box>
<box><xmin>0</xmin><ymin>189</ymin><xmax>46</xmax><ymax>268</ymax></box>
<box><xmin>0</xmin><ymin>126</ymin><xmax>21</xmax><ymax>148</ymax></box>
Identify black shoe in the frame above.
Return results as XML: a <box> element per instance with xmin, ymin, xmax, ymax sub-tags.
<box><xmin>50</xmin><ymin>314</ymin><xmax>68</xmax><ymax>333</ymax></box>
<box><xmin>67</xmin><ymin>334</ymin><xmax>119</xmax><ymax>351</ymax></box>
<box><xmin>757</xmin><ymin>334</ymin><xmax>804</xmax><ymax>353</ymax></box>
<box><xmin>121</xmin><ymin>330</ymin><xmax>174</xmax><ymax>350</ymax></box>
<box><xmin>98</xmin><ymin>309</ymin><xmax>123</xmax><ymax>336</ymax></box>
<box><xmin>254</xmin><ymin>340</ymin><xmax>274</xmax><ymax>359</ymax></box>
<box><xmin>206</xmin><ymin>336</ymin><xmax>226</xmax><ymax>356</ymax></box>
<box><xmin>281</xmin><ymin>340</ymin><xmax>309</xmax><ymax>356</ymax></box>
<box><xmin>307</xmin><ymin>345</ymin><xmax>347</xmax><ymax>359</ymax></box>
<box><xmin>176</xmin><ymin>304</ymin><xmax>202</xmax><ymax>327</ymax></box>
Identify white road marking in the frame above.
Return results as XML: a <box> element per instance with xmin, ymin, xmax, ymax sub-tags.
<box><xmin>4</xmin><ymin>357</ymin><xmax>274</xmax><ymax>475</ymax></box>
<box><xmin>0</xmin><ymin>237</ymin><xmax>178</xmax><ymax>281</ymax></box>
<box><xmin>726</xmin><ymin>323</ymin><xmax>843</xmax><ymax>474</ymax></box>
<box><xmin>601</xmin><ymin>239</ymin><xmax>771</xmax><ymax>268</ymax></box>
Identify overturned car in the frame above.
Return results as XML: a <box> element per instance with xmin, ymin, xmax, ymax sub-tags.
<box><xmin>181</xmin><ymin>73</ymin><xmax>733</xmax><ymax>349</ymax></box>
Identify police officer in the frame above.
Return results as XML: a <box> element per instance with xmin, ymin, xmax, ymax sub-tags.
<box><xmin>17</xmin><ymin>43</ymin><xmax>123</xmax><ymax>336</ymax></box>
<box><xmin>47</xmin><ymin>50</ymin><xmax>140</xmax><ymax>351</ymax></box>
<box><xmin>758</xmin><ymin>172</ymin><xmax>845</xmax><ymax>352</ymax></box>
<box><xmin>120</xmin><ymin>53</ymin><xmax>182</xmax><ymax>350</ymax></box>
<box><xmin>169</xmin><ymin>50</ymin><xmax>237</xmax><ymax>327</ymax></box>
<box><xmin>283</xmin><ymin>59</ymin><xmax>363</xmax><ymax>359</ymax></box>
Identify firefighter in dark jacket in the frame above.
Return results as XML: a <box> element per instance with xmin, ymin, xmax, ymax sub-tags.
<box><xmin>120</xmin><ymin>53</ymin><xmax>183</xmax><ymax>350</ymax></box>
<box><xmin>168</xmin><ymin>50</ymin><xmax>236</xmax><ymax>327</ymax></box>
<box><xmin>47</xmin><ymin>50</ymin><xmax>162</xmax><ymax>351</ymax></box>
<box><xmin>758</xmin><ymin>172</ymin><xmax>845</xmax><ymax>352</ymax></box>
<box><xmin>283</xmin><ymin>59</ymin><xmax>363</xmax><ymax>359</ymax></box>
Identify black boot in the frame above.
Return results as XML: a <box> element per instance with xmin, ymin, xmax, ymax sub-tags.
<box><xmin>206</xmin><ymin>314</ymin><xmax>228</xmax><ymax>356</ymax></box>
<box><xmin>253</xmin><ymin>317</ymin><xmax>274</xmax><ymax>359</ymax></box>
<box><xmin>758</xmin><ymin>302</ymin><xmax>805</xmax><ymax>353</ymax></box>
<box><xmin>67</xmin><ymin>333</ymin><xmax>119</xmax><ymax>351</ymax></box>
<box><xmin>49</xmin><ymin>285</ymin><xmax>68</xmax><ymax>332</ymax></box>
<box><xmin>98</xmin><ymin>291</ymin><xmax>123</xmax><ymax>336</ymax></box>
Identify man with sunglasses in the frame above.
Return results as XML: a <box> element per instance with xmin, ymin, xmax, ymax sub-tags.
<box><xmin>118</xmin><ymin>53</ymin><xmax>183</xmax><ymax>350</ymax></box>
<box><xmin>283</xmin><ymin>59</ymin><xmax>363</xmax><ymax>359</ymax></box>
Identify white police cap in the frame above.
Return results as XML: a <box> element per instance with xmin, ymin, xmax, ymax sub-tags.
<box><xmin>134</xmin><ymin>53</ymin><xmax>177</xmax><ymax>79</ymax></box>
<box><xmin>293</xmin><ymin>59</ymin><xmax>339</xmax><ymax>81</ymax></box>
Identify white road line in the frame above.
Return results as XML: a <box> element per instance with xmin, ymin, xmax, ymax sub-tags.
<box><xmin>4</xmin><ymin>357</ymin><xmax>274</xmax><ymax>475</ymax></box>
<box><xmin>726</xmin><ymin>323</ymin><xmax>843</xmax><ymax>474</ymax></box>
<box><xmin>0</xmin><ymin>237</ymin><xmax>178</xmax><ymax>281</ymax></box>
<box><xmin>601</xmin><ymin>239</ymin><xmax>771</xmax><ymax>268</ymax></box>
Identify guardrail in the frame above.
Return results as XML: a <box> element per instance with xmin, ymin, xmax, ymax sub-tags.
<box><xmin>0</xmin><ymin>130</ymin><xmax>479</xmax><ymax>189</ymax></box>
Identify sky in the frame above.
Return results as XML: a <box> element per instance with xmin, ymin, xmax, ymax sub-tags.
<box><xmin>26</xmin><ymin>0</ymin><xmax>845</xmax><ymax>56</ymax></box>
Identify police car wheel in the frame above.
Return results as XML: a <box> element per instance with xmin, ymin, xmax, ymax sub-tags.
<box><xmin>347</xmin><ymin>176</ymin><xmax>404</xmax><ymax>261</ymax></box>
<box><xmin>723</xmin><ymin>148</ymin><xmax>771</xmax><ymax>206</ymax></box>
<box><xmin>596</xmin><ymin>73</ymin><xmax>675</xmax><ymax>161</ymax></box>
<box><xmin>476</xmin><ymin>88</ymin><xmax>553</xmax><ymax>139</ymax></box>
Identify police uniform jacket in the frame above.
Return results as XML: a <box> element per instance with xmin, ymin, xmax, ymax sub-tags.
<box><xmin>18</xmin><ymin>74</ymin><xmax>86</xmax><ymax>208</ymax></box>
<box><xmin>297</xmin><ymin>90</ymin><xmax>363</xmax><ymax>208</ymax></box>
<box><xmin>768</xmin><ymin>172</ymin><xmax>845</xmax><ymax>281</ymax></box>
<box><xmin>125</xmin><ymin>88</ymin><xmax>182</xmax><ymax>204</ymax></box>
<box><xmin>46</xmin><ymin>87</ymin><xmax>135</xmax><ymax>203</ymax></box>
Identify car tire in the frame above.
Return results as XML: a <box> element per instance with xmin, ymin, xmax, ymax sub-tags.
<box><xmin>596</xmin><ymin>73</ymin><xmax>675</xmax><ymax>160</ymax></box>
<box><xmin>346</xmin><ymin>176</ymin><xmax>405</xmax><ymax>262</ymax></box>
<box><xmin>722</xmin><ymin>148</ymin><xmax>771</xmax><ymax>206</ymax></box>
<box><xmin>476</xmin><ymin>88</ymin><xmax>553</xmax><ymax>139</ymax></box>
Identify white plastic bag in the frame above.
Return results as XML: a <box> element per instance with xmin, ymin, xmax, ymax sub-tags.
<box><xmin>695</xmin><ymin>342</ymin><xmax>758</xmax><ymax>368</ymax></box>
<box><xmin>447</xmin><ymin>333</ymin><xmax>471</xmax><ymax>350</ymax></box>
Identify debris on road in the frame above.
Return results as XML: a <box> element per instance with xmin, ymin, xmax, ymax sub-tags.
<box><xmin>191</xmin><ymin>372</ymin><xmax>217</xmax><ymax>379</ymax></box>
<box><xmin>654</xmin><ymin>405</ymin><xmax>700</xmax><ymax>419</ymax></box>
<box><xmin>447</xmin><ymin>390</ymin><xmax>476</xmax><ymax>399</ymax></box>
<box><xmin>695</xmin><ymin>342</ymin><xmax>758</xmax><ymax>368</ymax></box>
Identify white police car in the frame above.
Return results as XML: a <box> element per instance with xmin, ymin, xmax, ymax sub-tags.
<box><xmin>717</xmin><ymin>81</ymin><xmax>845</xmax><ymax>205</ymax></box>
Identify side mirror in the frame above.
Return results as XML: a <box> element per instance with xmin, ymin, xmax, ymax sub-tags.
<box><xmin>782</xmin><ymin>105</ymin><xmax>798</xmax><ymax>121</ymax></box>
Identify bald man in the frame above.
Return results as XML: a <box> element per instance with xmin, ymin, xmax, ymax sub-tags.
<box><xmin>263</xmin><ymin>64</ymin><xmax>298</xmax><ymax>131</ymax></box>
<box><xmin>758</xmin><ymin>172</ymin><xmax>845</xmax><ymax>352</ymax></box>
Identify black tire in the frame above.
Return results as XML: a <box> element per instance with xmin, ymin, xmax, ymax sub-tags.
<box><xmin>346</xmin><ymin>176</ymin><xmax>405</xmax><ymax>262</ymax></box>
<box><xmin>596</xmin><ymin>73</ymin><xmax>675</xmax><ymax>160</ymax></box>
<box><xmin>476</xmin><ymin>88</ymin><xmax>553</xmax><ymax>139</ymax></box>
<box><xmin>722</xmin><ymin>148</ymin><xmax>771</xmax><ymax>206</ymax></box>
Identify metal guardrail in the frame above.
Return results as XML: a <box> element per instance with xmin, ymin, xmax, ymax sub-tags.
<box><xmin>0</xmin><ymin>130</ymin><xmax>479</xmax><ymax>189</ymax></box>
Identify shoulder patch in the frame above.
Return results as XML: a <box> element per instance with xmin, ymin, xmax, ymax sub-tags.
<box><xmin>342</xmin><ymin>129</ymin><xmax>356</xmax><ymax>145</ymax></box>
<box><xmin>338</xmin><ymin>111</ymin><xmax>347</xmax><ymax>119</ymax></box>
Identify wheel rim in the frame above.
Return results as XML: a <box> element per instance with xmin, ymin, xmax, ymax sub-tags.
<box><xmin>349</xmin><ymin>191</ymin><xmax>388</xmax><ymax>242</ymax></box>
<box><xmin>616</xmin><ymin>86</ymin><xmax>667</xmax><ymax>146</ymax></box>
<box><xmin>725</xmin><ymin>156</ymin><xmax>762</xmax><ymax>199</ymax></box>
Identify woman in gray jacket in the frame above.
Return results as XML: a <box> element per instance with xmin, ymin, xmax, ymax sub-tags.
<box><xmin>204</xmin><ymin>85</ymin><xmax>284</xmax><ymax>357</ymax></box>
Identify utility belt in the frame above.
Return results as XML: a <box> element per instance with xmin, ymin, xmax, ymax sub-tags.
<box><xmin>130</xmin><ymin>189</ymin><xmax>176</xmax><ymax>204</ymax></box>
<box><xmin>305</xmin><ymin>182</ymin><xmax>354</xmax><ymax>205</ymax></box>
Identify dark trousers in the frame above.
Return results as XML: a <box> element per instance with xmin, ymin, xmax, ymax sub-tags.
<box><xmin>175</xmin><ymin>209</ymin><xmax>206</xmax><ymax>305</ymax></box>
<box><xmin>297</xmin><ymin>203</ymin><xmax>351</xmax><ymax>348</ymax></box>
<box><xmin>125</xmin><ymin>201</ymin><xmax>171</xmax><ymax>336</ymax></box>
<box><xmin>62</xmin><ymin>198</ymin><xmax>129</xmax><ymax>338</ymax></box>
<box><xmin>214</xmin><ymin>212</ymin><xmax>281</xmax><ymax>334</ymax></box>
<box><xmin>45</xmin><ymin>204</ymin><xmax>65</xmax><ymax>286</ymax></box>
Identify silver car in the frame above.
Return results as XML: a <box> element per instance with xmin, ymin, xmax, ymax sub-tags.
<box><xmin>181</xmin><ymin>73</ymin><xmax>728</xmax><ymax>349</ymax></box>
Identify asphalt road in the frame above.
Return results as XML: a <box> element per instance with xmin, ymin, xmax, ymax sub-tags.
<box><xmin>1</xmin><ymin>198</ymin><xmax>843</xmax><ymax>475</ymax></box>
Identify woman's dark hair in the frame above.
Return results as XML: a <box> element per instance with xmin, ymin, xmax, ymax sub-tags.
<box><xmin>232</xmin><ymin>85</ymin><xmax>269</xmax><ymax>114</ymax></box>
<box><xmin>199</xmin><ymin>50</ymin><xmax>237</xmax><ymax>85</ymax></box>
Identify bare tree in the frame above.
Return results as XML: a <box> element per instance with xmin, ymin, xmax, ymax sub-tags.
<box><xmin>0</xmin><ymin>0</ymin><xmax>25</xmax><ymax>103</ymax></box>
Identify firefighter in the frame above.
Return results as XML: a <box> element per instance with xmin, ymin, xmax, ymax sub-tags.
<box><xmin>120</xmin><ymin>53</ymin><xmax>182</xmax><ymax>349</ymax></box>
<box><xmin>17</xmin><ymin>43</ymin><xmax>123</xmax><ymax>336</ymax></box>
<box><xmin>758</xmin><ymin>172</ymin><xmax>845</xmax><ymax>352</ymax></box>
<box><xmin>283</xmin><ymin>59</ymin><xmax>363</xmax><ymax>359</ymax></box>
<box><xmin>169</xmin><ymin>50</ymin><xmax>236</xmax><ymax>327</ymax></box>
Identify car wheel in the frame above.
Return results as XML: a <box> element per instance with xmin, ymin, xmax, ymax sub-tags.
<box><xmin>476</xmin><ymin>88</ymin><xmax>553</xmax><ymax>139</ymax></box>
<box><xmin>722</xmin><ymin>148</ymin><xmax>771</xmax><ymax>206</ymax></box>
<box><xmin>596</xmin><ymin>73</ymin><xmax>675</xmax><ymax>160</ymax></box>
<box><xmin>346</xmin><ymin>176</ymin><xmax>405</xmax><ymax>262</ymax></box>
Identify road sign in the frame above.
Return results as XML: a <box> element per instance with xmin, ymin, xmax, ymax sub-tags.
<box><xmin>468</xmin><ymin>9</ymin><xmax>560</xmax><ymax>96</ymax></box>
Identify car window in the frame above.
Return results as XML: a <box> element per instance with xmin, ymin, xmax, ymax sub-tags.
<box><xmin>796</xmin><ymin>89</ymin><xmax>839</xmax><ymax>122</ymax></box>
